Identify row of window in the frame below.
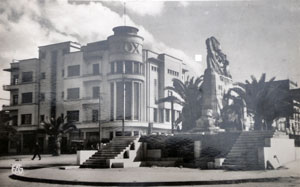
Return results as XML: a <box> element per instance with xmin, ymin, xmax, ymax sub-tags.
<box><xmin>11</xmin><ymin>71</ymin><xmax>47</xmax><ymax>85</ymax></box>
<box><xmin>167</xmin><ymin>69</ymin><xmax>179</xmax><ymax>77</ymax></box>
<box><xmin>12</xmin><ymin>93</ymin><xmax>33</xmax><ymax>105</ymax></box>
<box><xmin>19</xmin><ymin>109</ymin><xmax>95</xmax><ymax>125</ymax></box>
<box><xmin>66</xmin><ymin>86</ymin><xmax>100</xmax><ymax>100</ymax></box>
<box><xmin>110</xmin><ymin>61</ymin><xmax>143</xmax><ymax>74</ymax></box>
<box><xmin>153</xmin><ymin>108</ymin><xmax>181</xmax><ymax>123</ymax></box>
<box><xmin>11</xmin><ymin>86</ymin><xmax>100</xmax><ymax>105</ymax></box>
<box><xmin>151</xmin><ymin>66</ymin><xmax>158</xmax><ymax>72</ymax></box>
<box><xmin>19</xmin><ymin>108</ymin><xmax>179</xmax><ymax>125</ymax></box>
<box><xmin>66</xmin><ymin>64</ymin><xmax>100</xmax><ymax>77</ymax></box>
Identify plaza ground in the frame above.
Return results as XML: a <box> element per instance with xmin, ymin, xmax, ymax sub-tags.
<box><xmin>0</xmin><ymin>154</ymin><xmax>299</xmax><ymax>186</ymax></box>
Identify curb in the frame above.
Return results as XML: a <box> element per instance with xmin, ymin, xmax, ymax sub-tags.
<box><xmin>10</xmin><ymin>174</ymin><xmax>289</xmax><ymax>186</ymax></box>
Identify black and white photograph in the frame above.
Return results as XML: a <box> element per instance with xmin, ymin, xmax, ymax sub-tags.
<box><xmin>0</xmin><ymin>0</ymin><xmax>300</xmax><ymax>186</ymax></box>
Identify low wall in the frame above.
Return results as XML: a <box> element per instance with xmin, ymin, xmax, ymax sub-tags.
<box><xmin>147</xmin><ymin>149</ymin><xmax>162</xmax><ymax>160</ymax></box>
<box><xmin>77</xmin><ymin>150</ymin><xmax>97</xmax><ymax>165</ymax></box>
<box><xmin>260</xmin><ymin>138</ymin><xmax>296</xmax><ymax>169</ymax></box>
<box><xmin>140</xmin><ymin>132</ymin><xmax>240</xmax><ymax>168</ymax></box>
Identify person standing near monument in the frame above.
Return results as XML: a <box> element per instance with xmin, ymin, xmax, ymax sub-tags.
<box><xmin>31</xmin><ymin>142</ymin><xmax>41</xmax><ymax>160</ymax></box>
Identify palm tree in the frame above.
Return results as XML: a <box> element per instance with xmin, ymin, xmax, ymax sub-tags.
<box><xmin>43</xmin><ymin>115</ymin><xmax>78</xmax><ymax>156</ymax></box>
<box><xmin>227</xmin><ymin>73</ymin><xmax>287</xmax><ymax>130</ymax></box>
<box><xmin>157</xmin><ymin>76</ymin><xmax>203</xmax><ymax>132</ymax></box>
<box><xmin>221</xmin><ymin>90</ymin><xmax>246</xmax><ymax>131</ymax></box>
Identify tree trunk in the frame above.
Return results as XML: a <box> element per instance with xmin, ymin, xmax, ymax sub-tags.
<box><xmin>53</xmin><ymin>135</ymin><xmax>61</xmax><ymax>156</ymax></box>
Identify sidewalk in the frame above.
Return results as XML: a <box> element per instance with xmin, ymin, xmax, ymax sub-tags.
<box><xmin>0</xmin><ymin>154</ymin><xmax>76</xmax><ymax>169</ymax></box>
<box><xmin>9</xmin><ymin>159</ymin><xmax>300</xmax><ymax>186</ymax></box>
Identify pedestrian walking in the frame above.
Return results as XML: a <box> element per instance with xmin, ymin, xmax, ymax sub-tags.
<box><xmin>31</xmin><ymin>142</ymin><xmax>41</xmax><ymax>160</ymax></box>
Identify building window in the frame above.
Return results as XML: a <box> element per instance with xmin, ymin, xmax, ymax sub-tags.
<box><xmin>21</xmin><ymin>114</ymin><xmax>32</xmax><ymax>125</ymax></box>
<box><xmin>159</xmin><ymin>109</ymin><xmax>164</xmax><ymax>123</ymax></box>
<box><xmin>116</xmin><ymin>82</ymin><xmax>124</xmax><ymax>120</ymax></box>
<box><xmin>12</xmin><ymin>75</ymin><xmax>19</xmax><ymax>85</ymax></box>
<box><xmin>22</xmin><ymin>92</ymin><xmax>33</xmax><ymax>104</ymax></box>
<box><xmin>166</xmin><ymin>109</ymin><xmax>170</xmax><ymax>122</ymax></box>
<box><xmin>61</xmin><ymin>91</ymin><xmax>64</xmax><ymax>99</ymax></box>
<box><xmin>92</xmin><ymin>86</ymin><xmax>100</xmax><ymax>98</ymax></box>
<box><xmin>93</xmin><ymin>64</ymin><xmax>100</xmax><ymax>75</ymax></box>
<box><xmin>67</xmin><ymin>111</ymin><xmax>79</xmax><ymax>122</ymax></box>
<box><xmin>62</xmin><ymin>69</ymin><xmax>64</xmax><ymax>77</ymax></box>
<box><xmin>12</xmin><ymin>95</ymin><xmax>18</xmax><ymax>105</ymax></box>
<box><xmin>22</xmin><ymin>72</ymin><xmax>33</xmax><ymax>83</ymax></box>
<box><xmin>154</xmin><ymin>79</ymin><xmax>158</xmax><ymax>102</ymax></box>
<box><xmin>40</xmin><ymin>72</ymin><xmax>46</xmax><ymax>79</ymax></box>
<box><xmin>153</xmin><ymin>108</ymin><xmax>158</xmax><ymax>122</ymax></box>
<box><xmin>110</xmin><ymin>62</ymin><xmax>115</xmax><ymax>73</ymax></box>
<box><xmin>67</xmin><ymin>88</ymin><xmax>80</xmax><ymax>100</ymax></box>
<box><xmin>116</xmin><ymin>61</ymin><xmax>123</xmax><ymax>73</ymax></box>
<box><xmin>110</xmin><ymin>83</ymin><xmax>114</xmax><ymax>120</ymax></box>
<box><xmin>133</xmin><ymin>62</ymin><xmax>139</xmax><ymax>74</ymax></box>
<box><xmin>167</xmin><ymin>69</ymin><xmax>179</xmax><ymax>77</ymax></box>
<box><xmin>92</xmin><ymin>110</ymin><xmax>98</xmax><ymax>122</ymax></box>
<box><xmin>67</xmin><ymin>65</ymin><xmax>80</xmax><ymax>77</ymax></box>
<box><xmin>40</xmin><ymin>115</ymin><xmax>45</xmax><ymax>122</ymax></box>
<box><xmin>125</xmin><ymin>61</ymin><xmax>133</xmax><ymax>74</ymax></box>
<box><xmin>151</xmin><ymin>66</ymin><xmax>158</xmax><ymax>72</ymax></box>
<box><xmin>133</xmin><ymin>82</ymin><xmax>140</xmax><ymax>120</ymax></box>
<box><xmin>40</xmin><ymin>93</ymin><xmax>45</xmax><ymax>101</ymax></box>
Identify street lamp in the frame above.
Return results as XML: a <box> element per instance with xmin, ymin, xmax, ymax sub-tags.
<box><xmin>98</xmin><ymin>93</ymin><xmax>103</xmax><ymax>144</ymax></box>
<box><xmin>122</xmin><ymin>70</ymin><xmax>125</xmax><ymax>136</ymax></box>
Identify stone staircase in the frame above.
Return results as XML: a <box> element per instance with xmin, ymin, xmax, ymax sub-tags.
<box><xmin>80</xmin><ymin>136</ymin><xmax>141</xmax><ymax>168</ymax></box>
<box><xmin>223</xmin><ymin>130</ymin><xmax>281</xmax><ymax>170</ymax></box>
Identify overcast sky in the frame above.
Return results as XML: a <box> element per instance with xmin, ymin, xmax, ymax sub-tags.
<box><xmin>0</xmin><ymin>0</ymin><xmax>299</xmax><ymax>108</ymax></box>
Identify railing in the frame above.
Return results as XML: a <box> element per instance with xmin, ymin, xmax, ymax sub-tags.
<box><xmin>81</xmin><ymin>97</ymin><xmax>98</xmax><ymax>100</ymax></box>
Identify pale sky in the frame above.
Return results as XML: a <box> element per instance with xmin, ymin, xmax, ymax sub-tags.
<box><xmin>0</xmin><ymin>0</ymin><xmax>300</xmax><ymax>108</ymax></box>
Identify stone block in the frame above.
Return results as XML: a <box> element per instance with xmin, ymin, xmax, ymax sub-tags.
<box><xmin>77</xmin><ymin>150</ymin><xmax>97</xmax><ymax>165</ymax></box>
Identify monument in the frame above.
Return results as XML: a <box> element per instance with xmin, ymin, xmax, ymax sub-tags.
<box><xmin>195</xmin><ymin>37</ymin><xmax>233</xmax><ymax>132</ymax></box>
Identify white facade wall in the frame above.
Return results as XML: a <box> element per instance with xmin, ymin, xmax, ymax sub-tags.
<box><xmin>3</xmin><ymin>27</ymin><xmax>188</xmax><ymax>153</ymax></box>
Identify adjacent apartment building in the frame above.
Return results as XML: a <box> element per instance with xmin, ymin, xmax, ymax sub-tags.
<box><xmin>3</xmin><ymin>26</ymin><xmax>188</xmax><ymax>153</ymax></box>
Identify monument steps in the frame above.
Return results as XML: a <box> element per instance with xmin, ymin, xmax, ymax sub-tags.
<box><xmin>80</xmin><ymin>136</ymin><xmax>140</xmax><ymax>169</ymax></box>
<box><xmin>223</xmin><ymin>130</ymin><xmax>276</xmax><ymax>170</ymax></box>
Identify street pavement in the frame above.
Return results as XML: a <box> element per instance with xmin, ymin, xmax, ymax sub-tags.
<box><xmin>0</xmin><ymin>154</ymin><xmax>299</xmax><ymax>186</ymax></box>
<box><xmin>0</xmin><ymin>154</ymin><xmax>76</xmax><ymax>169</ymax></box>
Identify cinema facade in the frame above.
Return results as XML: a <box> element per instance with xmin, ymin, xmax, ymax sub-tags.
<box><xmin>3</xmin><ymin>26</ymin><xmax>188</xmax><ymax>153</ymax></box>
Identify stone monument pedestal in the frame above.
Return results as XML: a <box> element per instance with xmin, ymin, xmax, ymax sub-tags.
<box><xmin>193</xmin><ymin>109</ymin><xmax>225</xmax><ymax>134</ymax></box>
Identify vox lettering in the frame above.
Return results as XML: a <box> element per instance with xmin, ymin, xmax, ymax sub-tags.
<box><xmin>115</xmin><ymin>42</ymin><xmax>141</xmax><ymax>54</ymax></box>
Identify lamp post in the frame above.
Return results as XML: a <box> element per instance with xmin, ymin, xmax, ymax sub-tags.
<box><xmin>98</xmin><ymin>96</ymin><xmax>101</xmax><ymax>143</ymax></box>
<box><xmin>98</xmin><ymin>93</ymin><xmax>103</xmax><ymax>144</ymax></box>
<box><xmin>122</xmin><ymin>71</ymin><xmax>125</xmax><ymax>136</ymax></box>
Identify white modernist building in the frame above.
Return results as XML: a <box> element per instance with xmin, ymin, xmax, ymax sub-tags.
<box><xmin>3</xmin><ymin>26</ymin><xmax>188</xmax><ymax>153</ymax></box>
